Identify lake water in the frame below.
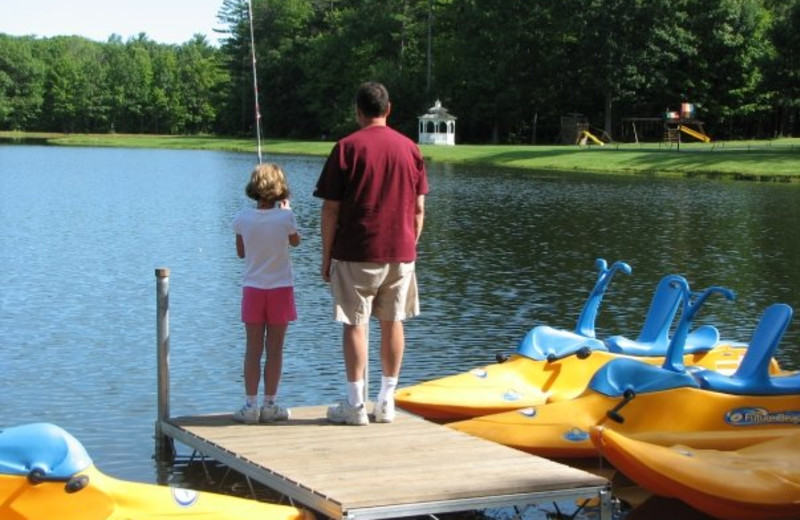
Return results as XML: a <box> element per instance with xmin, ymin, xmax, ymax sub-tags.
<box><xmin>2</xmin><ymin>144</ymin><xmax>799</xmax><ymax>513</ymax></box>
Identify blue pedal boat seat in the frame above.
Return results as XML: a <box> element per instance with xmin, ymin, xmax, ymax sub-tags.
<box><xmin>591</xmin><ymin>282</ymin><xmax>735</xmax><ymax>397</ymax></box>
<box><xmin>517</xmin><ymin>325</ymin><xmax>607</xmax><ymax>361</ymax></box>
<box><xmin>516</xmin><ymin>259</ymin><xmax>629</xmax><ymax>361</ymax></box>
<box><xmin>605</xmin><ymin>274</ymin><xmax>721</xmax><ymax>356</ymax></box>
<box><xmin>0</xmin><ymin>423</ymin><xmax>92</xmax><ymax>478</ymax></box>
<box><xmin>694</xmin><ymin>303</ymin><xmax>800</xmax><ymax>395</ymax></box>
<box><xmin>590</xmin><ymin>357</ymin><xmax>700</xmax><ymax>397</ymax></box>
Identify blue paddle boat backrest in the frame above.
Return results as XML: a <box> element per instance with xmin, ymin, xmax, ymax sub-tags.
<box><xmin>694</xmin><ymin>303</ymin><xmax>800</xmax><ymax>395</ymax></box>
<box><xmin>590</xmin><ymin>281</ymin><xmax>736</xmax><ymax>397</ymax></box>
<box><xmin>660</xmin><ymin>281</ymin><xmax>736</xmax><ymax>373</ymax></box>
<box><xmin>574</xmin><ymin>258</ymin><xmax>632</xmax><ymax>338</ymax></box>
<box><xmin>633</xmin><ymin>274</ymin><xmax>685</xmax><ymax>347</ymax></box>
<box><xmin>0</xmin><ymin>423</ymin><xmax>92</xmax><ymax>478</ymax></box>
<box><xmin>516</xmin><ymin>258</ymin><xmax>628</xmax><ymax>361</ymax></box>
<box><xmin>604</xmin><ymin>274</ymin><xmax>722</xmax><ymax>356</ymax></box>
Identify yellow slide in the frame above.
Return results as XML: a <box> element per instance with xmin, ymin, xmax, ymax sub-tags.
<box><xmin>678</xmin><ymin>125</ymin><xmax>710</xmax><ymax>142</ymax></box>
<box><xmin>580</xmin><ymin>130</ymin><xmax>604</xmax><ymax>146</ymax></box>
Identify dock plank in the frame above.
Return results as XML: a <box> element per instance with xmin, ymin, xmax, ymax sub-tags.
<box><xmin>164</xmin><ymin>406</ymin><xmax>609</xmax><ymax>519</ymax></box>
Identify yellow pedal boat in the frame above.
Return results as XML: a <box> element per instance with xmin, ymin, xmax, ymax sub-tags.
<box><xmin>449</xmin><ymin>290</ymin><xmax>800</xmax><ymax>458</ymax></box>
<box><xmin>395</xmin><ymin>345</ymin><xmax>752</xmax><ymax>422</ymax></box>
<box><xmin>449</xmin><ymin>383</ymin><xmax>800</xmax><ymax>458</ymax></box>
<box><xmin>398</xmin><ymin>263</ymin><xmax>774</xmax><ymax>422</ymax></box>
<box><xmin>590</xmin><ymin>426</ymin><xmax>800</xmax><ymax>520</ymax></box>
<box><xmin>0</xmin><ymin>423</ymin><xmax>314</xmax><ymax>520</ymax></box>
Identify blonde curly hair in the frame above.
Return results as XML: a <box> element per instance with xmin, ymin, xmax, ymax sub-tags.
<box><xmin>245</xmin><ymin>163</ymin><xmax>290</xmax><ymax>203</ymax></box>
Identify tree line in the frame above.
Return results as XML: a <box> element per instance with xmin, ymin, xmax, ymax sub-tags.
<box><xmin>0</xmin><ymin>33</ymin><xmax>226</xmax><ymax>135</ymax></box>
<box><xmin>1</xmin><ymin>0</ymin><xmax>799</xmax><ymax>144</ymax></box>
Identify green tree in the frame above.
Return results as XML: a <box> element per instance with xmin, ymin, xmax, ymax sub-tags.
<box><xmin>177</xmin><ymin>35</ymin><xmax>229</xmax><ymax>134</ymax></box>
<box><xmin>764</xmin><ymin>0</ymin><xmax>800</xmax><ymax>136</ymax></box>
<box><xmin>125</xmin><ymin>35</ymin><xmax>156</xmax><ymax>132</ymax></box>
<box><xmin>41</xmin><ymin>36</ymin><xmax>107</xmax><ymax>132</ymax></box>
<box><xmin>250</xmin><ymin>0</ymin><xmax>315</xmax><ymax>137</ymax></box>
<box><xmin>0</xmin><ymin>35</ymin><xmax>45</xmax><ymax>130</ymax></box>
<box><xmin>149</xmin><ymin>44</ymin><xmax>183</xmax><ymax>134</ymax></box>
<box><xmin>216</xmin><ymin>0</ymin><xmax>257</xmax><ymax>135</ymax></box>
<box><xmin>679</xmin><ymin>0</ymin><xmax>772</xmax><ymax>138</ymax></box>
<box><xmin>0</xmin><ymin>1</ymin><xmax>794</xmax><ymax>139</ymax></box>
<box><xmin>434</xmin><ymin>0</ymin><xmax>576</xmax><ymax>143</ymax></box>
<box><xmin>570</xmin><ymin>0</ymin><xmax>696</xmax><ymax>138</ymax></box>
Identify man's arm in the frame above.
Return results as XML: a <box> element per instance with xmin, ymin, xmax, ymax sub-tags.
<box><xmin>320</xmin><ymin>199</ymin><xmax>341</xmax><ymax>282</ymax></box>
<box><xmin>414</xmin><ymin>194</ymin><xmax>425</xmax><ymax>244</ymax></box>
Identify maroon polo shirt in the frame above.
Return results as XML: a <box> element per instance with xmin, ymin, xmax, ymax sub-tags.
<box><xmin>314</xmin><ymin>125</ymin><xmax>428</xmax><ymax>263</ymax></box>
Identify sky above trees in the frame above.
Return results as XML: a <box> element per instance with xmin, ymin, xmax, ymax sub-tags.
<box><xmin>0</xmin><ymin>0</ymin><xmax>224</xmax><ymax>46</ymax></box>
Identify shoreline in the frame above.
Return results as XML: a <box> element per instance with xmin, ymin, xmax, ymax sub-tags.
<box><xmin>3</xmin><ymin>131</ymin><xmax>800</xmax><ymax>182</ymax></box>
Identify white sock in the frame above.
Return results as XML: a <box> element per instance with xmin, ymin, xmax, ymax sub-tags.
<box><xmin>347</xmin><ymin>380</ymin><xmax>365</xmax><ymax>407</ymax></box>
<box><xmin>378</xmin><ymin>376</ymin><xmax>398</xmax><ymax>403</ymax></box>
<box><xmin>245</xmin><ymin>395</ymin><xmax>258</xmax><ymax>408</ymax></box>
<box><xmin>264</xmin><ymin>395</ymin><xmax>276</xmax><ymax>407</ymax></box>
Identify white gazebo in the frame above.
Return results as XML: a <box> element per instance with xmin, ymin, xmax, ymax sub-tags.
<box><xmin>418</xmin><ymin>99</ymin><xmax>456</xmax><ymax>146</ymax></box>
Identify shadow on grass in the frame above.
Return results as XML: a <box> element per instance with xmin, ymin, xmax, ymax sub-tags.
<box><xmin>441</xmin><ymin>143</ymin><xmax>800</xmax><ymax>180</ymax></box>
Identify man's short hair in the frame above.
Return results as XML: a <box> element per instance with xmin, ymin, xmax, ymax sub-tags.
<box><xmin>356</xmin><ymin>82</ymin><xmax>390</xmax><ymax>118</ymax></box>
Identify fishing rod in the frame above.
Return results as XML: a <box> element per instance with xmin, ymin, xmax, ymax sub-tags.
<box><xmin>247</xmin><ymin>0</ymin><xmax>263</xmax><ymax>164</ymax></box>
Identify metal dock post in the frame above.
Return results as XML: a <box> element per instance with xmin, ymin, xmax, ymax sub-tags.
<box><xmin>155</xmin><ymin>267</ymin><xmax>175</xmax><ymax>461</ymax></box>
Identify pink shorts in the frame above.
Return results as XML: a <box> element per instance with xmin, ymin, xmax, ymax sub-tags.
<box><xmin>241</xmin><ymin>286</ymin><xmax>297</xmax><ymax>325</ymax></box>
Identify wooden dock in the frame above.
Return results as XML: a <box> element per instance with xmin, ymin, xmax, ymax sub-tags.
<box><xmin>153</xmin><ymin>270</ymin><xmax>610</xmax><ymax>519</ymax></box>
<box><xmin>159</xmin><ymin>406</ymin><xmax>610</xmax><ymax>520</ymax></box>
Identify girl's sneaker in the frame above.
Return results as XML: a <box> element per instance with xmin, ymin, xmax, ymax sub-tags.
<box><xmin>233</xmin><ymin>404</ymin><xmax>260</xmax><ymax>424</ymax></box>
<box><xmin>260</xmin><ymin>404</ymin><xmax>290</xmax><ymax>422</ymax></box>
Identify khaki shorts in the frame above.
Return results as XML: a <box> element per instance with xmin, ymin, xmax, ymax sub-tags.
<box><xmin>330</xmin><ymin>260</ymin><xmax>419</xmax><ymax>325</ymax></box>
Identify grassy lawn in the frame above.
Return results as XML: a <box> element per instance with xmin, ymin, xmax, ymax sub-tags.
<box><xmin>3</xmin><ymin>131</ymin><xmax>800</xmax><ymax>181</ymax></box>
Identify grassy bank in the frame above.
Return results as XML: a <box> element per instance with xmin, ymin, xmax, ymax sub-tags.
<box><xmin>3</xmin><ymin>131</ymin><xmax>800</xmax><ymax>181</ymax></box>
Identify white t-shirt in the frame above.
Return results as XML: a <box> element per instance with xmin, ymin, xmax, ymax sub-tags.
<box><xmin>232</xmin><ymin>207</ymin><xmax>298</xmax><ymax>289</ymax></box>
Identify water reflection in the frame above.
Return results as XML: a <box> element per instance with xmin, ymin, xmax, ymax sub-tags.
<box><xmin>417</xmin><ymin>164</ymin><xmax>800</xmax><ymax>376</ymax></box>
<box><xmin>1</xmin><ymin>144</ymin><xmax>799</xmax><ymax>491</ymax></box>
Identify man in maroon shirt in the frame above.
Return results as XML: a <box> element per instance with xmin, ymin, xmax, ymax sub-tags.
<box><xmin>314</xmin><ymin>81</ymin><xmax>429</xmax><ymax>425</ymax></box>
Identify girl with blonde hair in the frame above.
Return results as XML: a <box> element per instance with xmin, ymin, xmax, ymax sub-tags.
<box><xmin>232</xmin><ymin>163</ymin><xmax>301</xmax><ymax>423</ymax></box>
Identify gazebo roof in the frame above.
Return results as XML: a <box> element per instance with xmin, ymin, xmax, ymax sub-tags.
<box><xmin>418</xmin><ymin>99</ymin><xmax>457</xmax><ymax>121</ymax></box>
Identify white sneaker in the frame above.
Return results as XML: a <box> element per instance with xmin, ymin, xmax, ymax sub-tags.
<box><xmin>373</xmin><ymin>399</ymin><xmax>396</xmax><ymax>423</ymax></box>
<box><xmin>233</xmin><ymin>404</ymin><xmax>259</xmax><ymax>424</ymax></box>
<box><xmin>260</xmin><ymin>404</ymin><xmax>290</xmax><ymax>422</ymax></box>
<box><xmin>327</xmin><ymin>399</ymin><xmax>368</xmax><ymax>426</ymax></box>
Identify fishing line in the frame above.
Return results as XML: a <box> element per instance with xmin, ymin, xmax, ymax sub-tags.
<box><xmin>247</xmin><ymin>0</ymin><xmax>263</xmax><ymax>164</ymax></box>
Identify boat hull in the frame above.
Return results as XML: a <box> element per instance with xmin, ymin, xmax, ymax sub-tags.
<box><xmin>0</xmin><ymin>464</ymin><xmax>314</xmax><ymax>520</ymax></box>
<box><xmin>590</xmin><ymin>427</ymin><xmax>800</xmax><ymax>520</ymax></box>
<box><xmin>396</xmin><ymin>345</ymin><xmax>761</xmax><ymax>421</ymax></box>
<box><xmin>448</xmin><ymin>387</ymin><xmax>800</xmax><ymax>458</ymax></box>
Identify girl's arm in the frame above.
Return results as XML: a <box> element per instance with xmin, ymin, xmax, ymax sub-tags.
<box><xmin>236</xmin><ymin>234</ymin><xmax>245</xmax><ymax>258</ymax></box>
<box><xmin>289</xmin><ymin>232</ymin><xmax>301</xmax><ymax>247</ymax></box>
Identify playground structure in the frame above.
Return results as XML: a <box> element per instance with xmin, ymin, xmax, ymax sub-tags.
<box><xmin>561</xmin><ymin>113</ymin><xmax>612</xmax><ymax>146</ymax></box>
<box><xmin>621</xmin><ymin>102</ymin><xmax>711</xmax><ymax>145</ymax></box>
<box><xmin>562</xmin><ymin>103</ymin><xmax>710</xmax><ymax>147</ymax></box>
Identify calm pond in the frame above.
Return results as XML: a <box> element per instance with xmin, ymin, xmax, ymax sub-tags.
<box><xmin>1</xmin><ymin>144</ymin><xmax>799</xmax><ymax>509</ymax></box>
